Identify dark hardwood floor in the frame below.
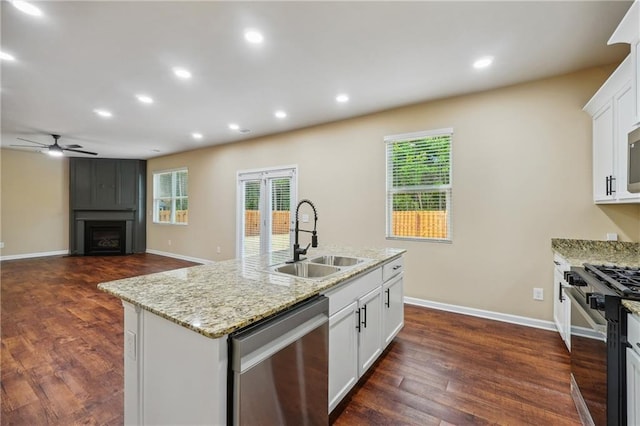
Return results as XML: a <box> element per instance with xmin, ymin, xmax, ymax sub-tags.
<box><xmin>1</xmin><ymin>254</ymin><xmax>581</xmax><ymax>425</ymax></box>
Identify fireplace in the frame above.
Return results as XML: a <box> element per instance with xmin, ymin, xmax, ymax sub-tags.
<box><xmin>84</xmin><ymin>221</ymin><xmax>126</xmax><ymax>255</ymax></box>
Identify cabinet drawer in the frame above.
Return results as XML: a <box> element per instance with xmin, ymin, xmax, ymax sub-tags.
<box><xmin>629</xmin><ymin>313</ymin><xmax>640</xmax><ymax>352</ymax></box>
<box><xmin>324</xmin><ymin>268</ymin><xmax>382</xmax><ymax>316</ymax></box>
<box><xmin>382</xmin><ymin>257</ymin><xmax>403</xmax><ymax>282</ymax></box>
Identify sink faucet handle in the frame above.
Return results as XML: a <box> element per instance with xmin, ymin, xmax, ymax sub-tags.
<box><xmin>302</xmin><ymin>242</ymin><xmax>311</xmax><ymax>253</ymax></box>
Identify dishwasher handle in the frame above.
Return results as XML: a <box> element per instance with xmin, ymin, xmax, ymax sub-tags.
<box><xmin>231</xmin><ymin>296</ymin><xmax>328</xmax><ymax>373</ymax></box>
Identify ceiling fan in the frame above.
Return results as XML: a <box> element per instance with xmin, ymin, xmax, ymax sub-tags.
<box><xmin>11</xmin><ymin>134</ymin><xmax>98</xmax><ymax>157</ymax></box>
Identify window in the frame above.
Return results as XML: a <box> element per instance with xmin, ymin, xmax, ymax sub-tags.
<box><xmin>153</xmin><ymin>168</ymin><xmax>188</xmax><ymax>224</ymax></box>
<box><xmin>385</xmin><ymin>128</ymin><xmax>452</xmax><ymax>241</ymax></box>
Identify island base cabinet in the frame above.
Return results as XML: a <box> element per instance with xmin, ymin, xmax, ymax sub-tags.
<box><xmin>383</xmin><ymin>274</ymin><xmax>404</xmax><ymax>347</ymax></box>
<box><xmin>328</xmin><ymin>301</ymin><xmax>358</xmax><ymax>412</ymax></box>
<box><xmin>123</xmin><ymin>302</ymin><xmax>227</xmax><ymax>426</ymax></box>
<box><xmin>357</xmin><ymin>287</ymin><xmax>383</xmax><ymax>376</ymax></box>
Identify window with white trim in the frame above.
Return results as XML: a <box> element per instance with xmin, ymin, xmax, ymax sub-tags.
<box><xmin>153</xmin><ymin>168</ymin><xmax>188</xmax><ymax>224</ymax></box>
<box><xmin>385</xmin><ymin>128</ymin><xmax>452</xmax><ymax>241</ymax></box>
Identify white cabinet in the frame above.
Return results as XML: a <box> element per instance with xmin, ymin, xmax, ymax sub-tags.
<box><xmin>382</xmin><ymin>263</ymin><xmax>404</xmax><ymax>347</ymax></box>
<box><xmin>328</xmin><ymin>301</ymin><xmax>358</xmax><ymax>411</ymax></box>
<box><xmin>588</xmin><ymin>1</ymin><xmax>640</xmax><ymax>204</ymax></box>
<box><xmin>592</xmin><ymin>101</ymin><xmax>615</xmax><ymax>202</ymax></box>
<box><xmin>324</xmin><ymin>255</ymin><xmax>405</xmax><ymax>412</ymax></box>
<box><xmin>552</xmin><ymin>255</ymin><xmax>571</xmax><ymax>351</ymax></box>
<box><xmin>627</xmin><ymin>313</ymin><xmax>640</xmax><ymax>425</ymax></box>
<box><xmin>552</xmin><ymin>268</ymin><xmax>571</xmax><ymax>351</ymax></box>
<box><xmin>585</xmin><ymin>56</ymin><xmax>639</xmax><ymax>204</ymax></box>
<box><xmin>628</xmin><ymin>348</ymin><xmax>640</xmax><ymax>425</ymax></box>
<box><xmin>357</xmin><ymin>287</ymin><xmax>383</xmax><ymax>376</ymax></box>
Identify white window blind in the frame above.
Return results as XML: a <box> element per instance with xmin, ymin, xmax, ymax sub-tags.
<box><xmin>153</xmin><ymin>168</ymin><xmax>188</xmax><ymax>224</ymax></box>
<box><xmin>385</xmin><ymin>128</ymin><xmax>452</xmax><ymax>241</ymax></box>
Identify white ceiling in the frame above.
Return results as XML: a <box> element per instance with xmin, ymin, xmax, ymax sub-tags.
<box><xmin>0</xmin><ymin>0</ymin><xmax>633</xmax><ymax>159</ymax></box>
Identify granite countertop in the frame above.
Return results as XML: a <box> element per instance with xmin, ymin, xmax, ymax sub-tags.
<box><xmin>551</xmin><ymin>238</ymin><xmax>640</xmax><ymax>267</ymax></box>
<box><xmin>624</xmin><ymin>300</ymin><xmax>640</xmax><ymax>316</ymax></box>
<box><xmin>98</xmin><ymin>245</ymin><xmax>405</xmax><ymax>339</ymax></box>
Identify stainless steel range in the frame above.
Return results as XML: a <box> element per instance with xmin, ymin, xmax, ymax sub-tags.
<box><xmin>566</xmin><ymin>264</ymin><xmax>640</xmax><ymax>426</ymax></box>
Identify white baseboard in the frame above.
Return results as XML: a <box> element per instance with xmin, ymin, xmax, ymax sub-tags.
<box><xmin>404</xmin><ymin>296</ymin><xmax>557</xmax><ymax>331</ymax></box>
<box><xmin>146</xmin><ymin>249</ymin><xmax>213</xmax><ymax>265</ymax></box>
<box><xmin>0</xmin><ymin>250</ymin><xmax>69</xmax><ymax>262</ymax></box>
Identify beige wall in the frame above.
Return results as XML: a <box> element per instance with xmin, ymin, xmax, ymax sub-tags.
<box><xmin>1</xmin><ymin>65</ymin><xmax>638</xmax><ymax>321</ymax></box>
<box><xmin>147</xmin><ymin>65</ymin><xmax>640</xmax><ymax>321</ymax></box>
<box><xmin>0</xmin><ymin>149</ymin><xmax>69</xmax><ymax>256</ymax></box>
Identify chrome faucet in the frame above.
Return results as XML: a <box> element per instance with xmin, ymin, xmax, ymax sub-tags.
<box><xmin>289</xmin><ymin>199</ymin><xmax>318</xmax><ymax>263</ymax></box>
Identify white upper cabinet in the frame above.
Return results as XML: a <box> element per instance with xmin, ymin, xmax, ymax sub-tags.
<box><xmin>585</xmin><ymin>5</ymin><xmax>640</xmax><ymax>204</ymax></box>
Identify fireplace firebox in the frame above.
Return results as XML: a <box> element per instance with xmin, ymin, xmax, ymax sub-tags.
<box><xmin>84</xmin><ymin>221</ymin><xmax>126</xmax><ymax>255</ymax></box>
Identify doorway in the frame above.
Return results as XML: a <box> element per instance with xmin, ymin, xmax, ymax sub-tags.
<box><xmin>237</xmin><ymin>166</ymin><xmax>297</xmax><ymax>258</ymax></box>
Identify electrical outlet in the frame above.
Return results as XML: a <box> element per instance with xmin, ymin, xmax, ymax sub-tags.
<box><xmin>0</xmin><ymin>242</ymin><xmax>4</xmax><ymax>249</ymax></box>
<box><xmin>168</xmin><ymin>239</ymin><xmax>172</xmax><ymax>246</ymax></box>
<box><xmin>606</xmin><ymin>233</ymin><xmax>618</xmax><ymax>241</ymax></box>
<box><xmin>216</xmin><ymin>246</ymin><xmax>221</xmax><ymax>254</ymax></box>
<box><xmin>533</xmin><ymin>288</ymin><xmax>544</xmax><ymax>301</ymax></box>
<box><xmin>302</xmin><ymin>214</ymin><xmax>309</xmax><ymax>223</ymax></box>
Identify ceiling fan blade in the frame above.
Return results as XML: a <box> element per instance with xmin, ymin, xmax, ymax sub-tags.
<box><xmin>63</xmin><ymin>144</ymin><xmax>83</xmax><ymax>149</ymax></box>
<box><xmin>63</xmin><ymin>147</ymin><xmax>98</xmax><ymax>156</ymax></box>
<box><xmin>10</xmin><ymin>144</ymin><xmax>41</xmax><ymax>148</ymax></box>
<box><xmin>16</xmin><ymin>137</ymin><xmax>48</xmax><ymax>147</ymax></box>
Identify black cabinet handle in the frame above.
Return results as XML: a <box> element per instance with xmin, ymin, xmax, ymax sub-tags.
<box><xmin>385</xmin><ymin>288</ymin><xmax>391</xmax><ymax>308</ymax></box>
<box><xmin>636</xmin><ymin>342</ymin><xmax>640</xmax><ymax>350</ymax></box>
<box><xmin>392</xmin><ymin>265</ymin><xmax>402</xmax><ymax>271</ymax></box>
<box><xmin>356</xmin><ymin>309</ymin><xmax>361</xmax><ymax>332</ymax></box>
<box><xmin>606</xmin><ymin>176</ymin><xmax>611</xmax><ymax>196</ymax></box>
<box><xmin>558</xmin><ymin>283</ymin><xmax>564</xmax><ymax>302</ymax></box>
<box><xmin>361</xmin><ymin>305</ymin><xmax>367</xmax><ymax>328</ymax></box>
<box><xmin>611</xmin><ymin>176</ymin><xmax>616</xmax><ymax>194</ymax></box>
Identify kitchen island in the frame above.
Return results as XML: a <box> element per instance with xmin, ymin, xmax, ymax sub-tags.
<box><xmin>98</xmin><ymin>246</ymin><xmax>405</xmax><ymax>425</ymax></box>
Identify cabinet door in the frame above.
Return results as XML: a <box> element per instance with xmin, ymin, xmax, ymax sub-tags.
<box><xmin>561</xmin><ymin>289</ymin><xmax>571</xmax><ymax>351</ymax></box>
<box><xmin>95</xmin><ymin>159</ymin><xmax>118</xmax><ymax>207</ymax></box>
<box><xmin>614</xmin><ymin>82</ymin><xmax>639</xmax><ymax>201</ymax></box>
<box><xmin>118</xmin><ymin>160</ymin><xmax>138</xmax><ymax>209</ymax></box>
<box><xmin>593</xmin><ymin>101</ymin><xmax>615</xmax><ymax>202</ymax></box>
<box><xmin>71</xmin><ymin>158</ymin><xmax>93</xmax><ymax>209</ymax></box>
<box><xmin>357</xmin><ymin>287</ymin><xmax>382</xmax><ymax>377</ymax></box>
<box><xmin>328</xmin><ymin>301</ymin><xmax>358</xmax><ymax>412</ymax></box>
<box><xmin>627</xmin><ymin>348</ymin><xmax>640</xmax><ymax>426</ymax></box>
<box><xmin>382</xmin><ymin>275</ymin><xmax>403</xmax><ymax>347</ymax></box>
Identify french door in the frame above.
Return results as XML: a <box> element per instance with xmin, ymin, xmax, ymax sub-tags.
<box><xmin>237</xmin><ymin>166</ymin><xmax>297</xmax><ymax>258</ymax></box>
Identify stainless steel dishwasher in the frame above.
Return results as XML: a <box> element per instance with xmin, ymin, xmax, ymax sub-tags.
<box><xmin>229</xmin><ymin>295</ymin><xmax>329</xmax><ymax>425</ymax></box>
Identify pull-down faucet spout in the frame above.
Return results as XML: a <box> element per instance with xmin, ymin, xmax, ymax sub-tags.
<box><xmin>289</xmin><ymin>199</ymin><xmax>318</xmax><ymax>263</ymax></box>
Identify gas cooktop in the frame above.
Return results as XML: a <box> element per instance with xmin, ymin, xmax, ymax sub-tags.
<box><xmin>584</xmin><ymin>264</ymin><xmax>640</xmax><ymax>298</ymax></box>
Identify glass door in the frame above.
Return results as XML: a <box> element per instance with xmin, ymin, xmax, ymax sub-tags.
<box><xmin>237</xmin><ymin>167</ymin><xmax>297</xmax><ymax>258</ymax></box>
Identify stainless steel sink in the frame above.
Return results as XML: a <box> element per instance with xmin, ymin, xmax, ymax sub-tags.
<box><xmin>308</xmin><ymin>255</ymin><xmax>363</xmax><ymax>267</ymax></box>
<box><xmin>273</xmin><ymin>262</ymin><xmax>340</xmax><ymax>278</ymax></box>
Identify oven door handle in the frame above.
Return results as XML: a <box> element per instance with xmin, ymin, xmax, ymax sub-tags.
<box><xmin>564</xmin><ymin>288</ymin><xmax>607</xmax><ymax>338</ymax></box>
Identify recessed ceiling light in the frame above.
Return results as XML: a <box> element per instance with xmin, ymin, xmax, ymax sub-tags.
<box><xmin>191</xmin><ymin>132</ymin><xmax>203</xmax><ymax>140</ymax></box>
<box><xmin>0</xmin><ymin>51</ymin><xmax>16</xmax><ymax>61</ymax></box>
<box><xmin>336</xmin><ymin>94</ymin><xmax>349</xmax><ymax>103</ymax></box>
<box><xmin>244</xmin><ymin>30</ymin><xmax>264</xmax><ymax>44</ymax></box>
<box><xmin>11</xmin><ymin>0</ymin><xmax>43</xmax><ymax>17</ymax></box>
<box><xmin>473</xmin><ymin>56</ymin><xmax>493</xmax><ymax>69</ymax></box>
<box><xmin>228</xmin><ymin>123</ymin><xmax>240</xmax><ymax>131</ymax></box>
<box><xmin>93</xmin><ymin>109</ymin><xmax>113</xmax><ymax>118</ymax></box>
<box><xmin>275</xmin><ymin>110</ymin><xmax>287</xmax><ymax>119</ymax></box>
<box><xmin>173</xmin><ymin>67</ymin><xmax>192</xmax><ymax>79</ymax></box>
<box><xmin>136</xmin><ymin>94</ymin><xmax>153</xmax><ymax>104</ymax></box>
